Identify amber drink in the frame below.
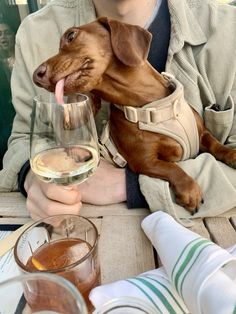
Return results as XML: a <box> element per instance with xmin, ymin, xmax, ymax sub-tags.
<box><xmin>14</xmin><ymin>215</ymin><xmax>100</xmax><ymax>313</ymax></box>
<box><xmin>0</xmin><ymin>273</ymin><xmax>88</xmax><ymax>314</ymax></box>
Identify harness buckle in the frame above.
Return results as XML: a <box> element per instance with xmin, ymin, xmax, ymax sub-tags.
<box><xmin>146</xmin><ymin>108</ymin><xmax>159</xmax><ymax>124</ymax></box>
<box><xmin>124</xmin><ymin>106</ymin><xmax>138</xmax><ymax>123</ymax></box>
<box><xmin>161</xmin><ymin>71</ymin><xmax>175</xmax><ymax>81</ymax></box>
<box><xmin>100</xmin><ymin>122</ymin><xmax>110</xmax><ymax>144</ymax></box>
<box><xmin>113</xmin><ymin>153</ymin><xmax>127</xmax><ymax>167</ymax></box>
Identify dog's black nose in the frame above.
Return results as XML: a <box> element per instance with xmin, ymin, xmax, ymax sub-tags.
<box><xmin>33</xmin><ymin>63</ymin><xmax>48</xmax><ymax>87</ymax></box>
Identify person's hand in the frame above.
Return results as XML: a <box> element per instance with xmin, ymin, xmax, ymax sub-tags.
<box><xmin>24</xmin><ymin>158</ymin><xmax>126</xmax><ymax>220</ymax></box>
<box><xmin>24</xmin><ymin>170</ymin><xmax>82</xmax><ymax>220</ymax></box>
<box><xmin>79</xmin><ymin>158</ymin><xmax>127</xmax><ymax>205</ymax></box>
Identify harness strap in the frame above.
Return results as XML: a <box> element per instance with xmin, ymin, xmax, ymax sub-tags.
<box><xmin>99</xmin><ymin>72</ymin><xmax>199</xmax><ymax>167</ymax></box>
<box><xmin>114</xmin><ymin>99</ymin><xmax>181</xmax><ymax>124</ymax></box>
<box><xmin>99</xmin><ymin>122</ymin><xmax>127</xmax><ymax>167</ymax></box>
<box><xmin>114</xmin><ymin>73</ymin><xmax>181</xmax><ymax>125</ymax></box>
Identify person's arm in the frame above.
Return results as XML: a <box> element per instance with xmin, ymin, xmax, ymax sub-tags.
<box><xmin>20</xmin><ymin>157</ymin><xmax>148</xmax><ymax>220</ymax></box>
<box><xmin>79</xmin><ymin>159</ymin><xmax>147</xmax><ymax>208</ymax></box>
<box><xmin>0</xmin><ymin>5</ymin><xmax>69</xmax><ymax>191</ymax></box>
<box><xmin>0</xmin><ymin>16</ymin><xmax>82</xmax><ymax>222</ymax></box>
<box><xmin>0</xmin><ymin>24</ymin><xmax>35</xmax><ymax>192</ymax></box>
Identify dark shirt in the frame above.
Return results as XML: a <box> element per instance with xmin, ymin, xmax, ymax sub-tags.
<box><xmin>125</xmin><ymin>0</ymin><xmax>171</xmax><ymax>208</ymax></box>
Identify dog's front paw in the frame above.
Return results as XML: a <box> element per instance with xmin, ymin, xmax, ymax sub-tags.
<box><xmin>174</xmin><ymin>178</ymin><xmax>203</xmax><ymax>215</ymax></box>
<box><xmin>222</xmin><ymin>149</ymin><xmax>236</xmax><ymax>169</ymax></box>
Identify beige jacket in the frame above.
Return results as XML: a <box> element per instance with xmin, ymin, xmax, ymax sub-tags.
<box><xmin>0</xmin><ymin>0</ymin><xmax>236</xmax><ymax>222</ymax></box>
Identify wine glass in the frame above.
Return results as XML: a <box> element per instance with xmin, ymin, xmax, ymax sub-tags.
<box><xmin>0</xmin><ymin>272</ymin><xmax>88</xmax><ymax>313</ymax></box>
<box><xmin>30</xmin><ymin>93</ymin><xmax>100</xmax><ymax>186</ymax></box>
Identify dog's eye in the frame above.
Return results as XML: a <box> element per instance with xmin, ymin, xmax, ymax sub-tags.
<box><xmin>66</xmin><ymin>31</ymin><xmax>77</xmax><ymax>43</ymax></box>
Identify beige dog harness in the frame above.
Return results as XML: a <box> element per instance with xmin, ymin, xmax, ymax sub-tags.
<box><xmin>99</xmin><ymin>73</ymin><xmax>199</xmax><ymax>167</ymax></box>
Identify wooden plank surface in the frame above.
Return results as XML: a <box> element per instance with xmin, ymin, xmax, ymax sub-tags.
<box><xmin>188</xmin><ymin>218</ymin><xmax>210</xmax><ymax>239</ymax></box>
<box><xmin>0</xmin><ymin>192</ymin><xmax>29</xmax><ymax>217</ymax></box>
<box><xmin>230</xmin><ymin>216</ymin><xmax>236</xmax><ymax>229</ymax></box>
<box><xmin>0</xmin><ymin>192</ymin><xmax>149</xmax><ymax>218</ymax></box>
<box><xmin>0</xmin><ymin>192</ymin><xmax>235</xmax><ymax>285</ymax></box>
<box><xmin>0</xmin><ymin>217</ymin><xmax>31</xmax><ymax>225</ymax></box>
<box><xmin>99</xmin><ymin>215</ymin><xmax>155</xmax><ymax>284</ymax></box>
<box><xmin>204</xmin><ymin>217</ymin><xmax>236</xmax><ymax>248</ymax></box>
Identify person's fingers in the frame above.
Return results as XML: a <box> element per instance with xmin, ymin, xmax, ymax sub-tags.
<box><xmin>25</xmin><ymin>170</ymin><xmax>81</xmax><ymax>205</ymax></box>
<box><xmin>26</xmin><ymin>179</ymin><xmax>48</xmax><ymax>218</ymax></box>
<box><xmin>43</xmin><ymin>200</ymin><xmax>82</xmax><ymax>217</ymax></box>
<box><xmin>28</xmin><ymin>202</ymin><xmax>82</xmax><ymax>222</ymax></box>
<box><xmin>29</xmin><ymin>210</ymin><xmax>42</xmax><ymax>222</ymax></box>
<box><xmin>39</xmin><ymin>182</ymin><xmax>81</xmax><ymax>205</ymax></box>
<box><xmin>27</xmin><ymin>191</ymin><xmax>82</xmax><ymax>220</ymax></box>
<box><xmin>25</xmin><ymin>172</ymin><xmax>82</xmax><ymax>220</ymax></box>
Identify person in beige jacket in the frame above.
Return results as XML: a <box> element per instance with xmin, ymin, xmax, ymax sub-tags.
<box><xmin>1</xmin><ymin>0</ymin><xmax>236</xmax><ymax>224</ymax></box>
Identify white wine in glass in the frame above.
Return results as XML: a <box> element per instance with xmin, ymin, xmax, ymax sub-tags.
<box><xmin>30</xmin><ymin>93</ymin><xmax>100</xmax><ymax>185</ymax></box>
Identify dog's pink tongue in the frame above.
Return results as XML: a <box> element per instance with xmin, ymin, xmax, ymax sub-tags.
<box><xmin>55</xmin><ymin>78</ymin><xmax>65</xmax><ymax>104</ymax></box>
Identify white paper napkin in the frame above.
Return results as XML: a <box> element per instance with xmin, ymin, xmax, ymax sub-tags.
<box><xmin>89</xmin><ymin>211</ymin><xmax>236</xmax><ymax>314</ymax></box>
<box><xmin>141</xmin><ymin>211</ymin><xmax>236</xmax><ymax>314</ymax></box>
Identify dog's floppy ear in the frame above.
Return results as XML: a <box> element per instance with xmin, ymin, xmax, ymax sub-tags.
<box><xmin>98</xmin><ymin>16</ymin><xmax>152</xmax><ymax>67</ymax></box>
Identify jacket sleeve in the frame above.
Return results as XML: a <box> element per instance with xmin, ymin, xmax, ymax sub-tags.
<box><xmin>0</xmin><ymin>36</ymin><xmax>36</xmax><ymax>191</ymax></box>
<box><xmin>0</xmin><ymin>9</ymin><xmax>65</xmax><ymax>191</ymax></box>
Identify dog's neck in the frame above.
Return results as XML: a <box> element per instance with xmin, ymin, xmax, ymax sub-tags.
<box><xmin>92</xmin><ymin>61</ymin><xmax>171</xmax><ymax>107</ymax></box>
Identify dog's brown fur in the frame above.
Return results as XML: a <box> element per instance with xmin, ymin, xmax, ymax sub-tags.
<box><xmin>33</xmin><ymin>17</ymin><xmax>236</xmax><ymax>213</ymax></box>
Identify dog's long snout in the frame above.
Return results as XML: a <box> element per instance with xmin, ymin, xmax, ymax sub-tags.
<box><xmin>33</xmin><ymin>63</ymin><xmax>48</xmax><ymax>87</ymax></box>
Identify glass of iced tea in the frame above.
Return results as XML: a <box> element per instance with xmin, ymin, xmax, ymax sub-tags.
<box><xmin>0</xmin><ymin>272</ymin><xmax>88</xmax><ymax>313</ymax></box>
<box><xmin>14</xmin><ymin>214</ymin><xmax>100</xmax><ymax>313</ymax></box>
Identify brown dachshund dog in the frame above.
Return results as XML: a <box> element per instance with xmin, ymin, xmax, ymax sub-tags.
<box><xmin>33</xmin><ymin>17</ymin><xmax>236</xmax><ymax>214</ymax></box>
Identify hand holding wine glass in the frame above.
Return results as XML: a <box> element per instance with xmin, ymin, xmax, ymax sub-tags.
<box><xmin>30</xmin><ymin>93</ymin><xmax>100</xmax><ymax>186</ymax></box>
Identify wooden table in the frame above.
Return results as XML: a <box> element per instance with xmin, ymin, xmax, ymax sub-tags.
<box><xmin>1</xmin><ymin>192</ymin><xmax>236</xmax><ymax>284</ymax></box>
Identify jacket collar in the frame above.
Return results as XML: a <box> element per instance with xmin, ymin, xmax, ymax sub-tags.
<box><xmin>78</xmin><ymin>0</ymin><xmax>97</xmax><ymax>25</ymax></box>
<box><xmin>76</xmin><ymin>0</ymin><xmax>207</xmax><ymax>52</ymax></box>
<box><xmin>167</xmin><ymin>0</ymin><xmax>207</xmax><ymax>53</ymax></box>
